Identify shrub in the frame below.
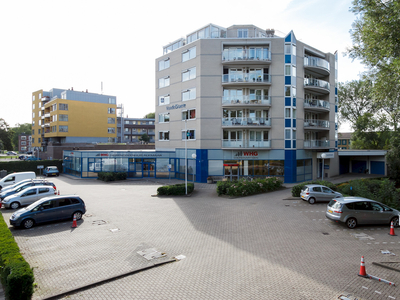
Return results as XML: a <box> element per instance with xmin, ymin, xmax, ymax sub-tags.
<box><xmin>0</xmin><ymin>213</ymin><xmax>34</xmax><ymax>300</ymax></box>
<box><xmin>291</xmin><ymin>180</ymin><xmax>338</xmax><ymax>197</ymax></box>
<box><xmin>217</xmin><ymin>177</ymin><xmax>283</xmax><ymax>197</ymax></box>
<box><xmin>97</xmin><ymin>172</ymin><xmax>127</xmax><ymax>182</ymax></box>
<box><xmin>157</xmin><ymin>183</ymin><xmax>194</xmax><ymax>195</ymax></box>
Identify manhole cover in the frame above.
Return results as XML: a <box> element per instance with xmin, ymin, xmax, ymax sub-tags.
<box><xmin>137</xmin><ymin>248</ymin><xmax>167</xmax><ymax>261</ymax></box>
<box><xmin>322</xmin><ymin>232</ymin><xmax>329</xmax><ymax>235</ymax></box>
<box><xmin>92</xmin><ymin>220</ymin><xmax>107</xmax><ymax>225</ymax></box>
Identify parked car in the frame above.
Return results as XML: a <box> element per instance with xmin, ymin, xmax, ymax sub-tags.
<box><xmin>25</xmin><ymin>156</ymin><xmax>41</xmax><ymax>161</ymax></box>
<box><xmin>300</xmin><ymin>184</ymin><xmax>342</xmax><ymax>204</ymax></box>
<box><xmin>0</xmin><ymin>172</ymin><xmax>36</xmax><ymax>190</ymax></box>
<box><xmin>2</xmin><ymin>185</ymin><xmax>57</xmax><ymax>209</ymax></box>
<box><xmin>0</xmin><ymin>180</ymin><xmax>56</xmax><ymax>201</ymax></box>
<box><xmin>7</xmin><ymin>151</ymin><xmax>17</xmax><ymax>155</ymax></box>
<box><xmin>325</xmin><ymin>197</ymin><xmax>400</xmax><ymax>229</ymax></box>
<box><xmin>19</xmin><ymin>155</ymin><xmax>27</xmax><ymax>160</ymax></box>
<box><xmin>43</xmin><ymin>166</ymin><xmax>59</xmax><ymax>177</ymax></box>
<box><xmin>9</xmin><ymin>195</ymin><xmax>86</xmax><ymax>229</ymax></box>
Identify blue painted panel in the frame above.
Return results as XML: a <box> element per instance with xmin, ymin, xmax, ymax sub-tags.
<box><xmin>284</xmin><ymin>150</ymin><xmax>296</xmax><ymax>183</ymax></box>
<box><xmin>293</xmin><ymin>98</ymin><xmax>296</xmax><ymax>106</ymax></box>
<box><xmin>285</xmin><ymin>76</ymin><xmax>291</xmax><ymax>85</ymax></box>
<box><xmin>371</xmin><ymin>161</ymin><xmax>385</xmax><ymax>175</ymax></box>
<box><xmin>196</xmin><ymin>149</ymin><xmax>208</xmax><ymax>183</ymax></box>
<box><xmin>335</xmin><ymin>141</ymin><xmax>338</xmax><ymax>148</ymax></box>
<box><xmin>335</xmin><ymin>105</ymin><xmax>338</xmax><ymax>113</ymax></box>
<box><xmin>285</xmin><ymin>55</ymin><xmax>291</xmax><ymax>63</ymax></box>
<box><xmin>285</xmin><ymin>97</ymin><xmax>291</xmax><ymax>106</ymax></box>
<box><xmin>335</xmin><ymin>87</ymin><xmax>338</xmax><ymax>95</ymax></box>
<box><xmin>285</xmin><ymin>34</ymin><xmax>292</xmax><ymax>43</ymax></box>
<box><xmin>293</xmin><ymin>140</ymin><xmax>296</xmax><ymax>148</ymax></box>
<box><xmin>285</xmin><ymin>119</ymin><xmax>291</xmax><ymax>127</ymax></box>
<box><xmin>285</xmin><ymin>140</ymin><xmax>291</xmax><ymax>149</ymax></box>
<box><xmin>293</xmin><ymin>119</ymin><xmax>296</xmax><ymax>127</ymax></box>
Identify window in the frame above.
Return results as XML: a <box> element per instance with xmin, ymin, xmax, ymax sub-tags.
<box><xmin>285</xmin><ymin>108</ymin><xmax>291</xmax><ymax>118</ymax></box>
<box><xmin>39</xmin><ymin>102</ymin><xmax>41</xmax><ymax>108</ymax></box>
<box><xmin>59</xmin><ymin>103</ymin><xmax>68</xmax><ymax>111</ymax></box>
<box><xmin>342</xmin><ymin>140</ymin><xmax>347</xmax><ymax>145</ymax></box>
<box><xmin>159</xmin><ymin>131</ymin><xmax>170</xmax><ymax>141</ymax></box>
<box><xmin>182</xmin><ymin>129</ymin><xmax>196</xmax><ymax>140</ymax></box>
<box><xmin>285</xmin><ymin>129</ymin><xmax>291</xmax><ymax>139</ymax></box>
<box><xmin>52</xmin><ymin>104</ymin><xmax>57</xmax><ymax>111</ymax></box>
<box><xmin>52</xmin><ymin>126</ymin><xmax>56</xmax><ymax>132</ymax></box>
<box><xmin>38</xmin><ymin>129</ymin><xmax>41</xmax><ymax>134</ymax></box>
<box><xmin>59</xmin><ymin>114</ymin><xmax>68</xmax><ymax>121</ymax></box>
<box><xmin>338</xmin><ymin>140</ymin><xmax>342</xmax><ymax>145</ymax></box>
<box><xmin>21</xmin><ymin>136</ymin><xmax>26</xmax><ymax>140</ymax></box>
<box><xmin>159</xmin><ymin>58</ymin><xmax>170</xmax><ymax>71</ymax></box>
<box><xmin>32</xmin><ymin>129</ymin><xmax>34</xmax><ymax>135</ymax></box>
<box><xmin>159</xmin><ymin>94</ymin><xmax>170</xmax><ymax>105</ymax></box>
<box><xmin>38</xmin><ymin>120</ymin><xmax>42</xmax><ymax>125</ymax></box>
<box><xmin>238</xmin><ymin>29</ymin><xmax>248</xmax><ymax>38</ymax></box>
<box><xmin>182</xmin><ymin>109</ymin><xmax>196</xmax><ymax>120</ymax></box>
<box><xmin>32</xmin><ymin>95</ymin><xmax>35</xmax><ymax>101</ymax></box>
<box><xmin>32</xmin><ymin>103</ymin><xmax>35</xmax><ymax>109</ymax></box>
<box><xmin>38</xmin><ymin>137</ymin><xmax>41</xmax><ymax>143</ymax></box>
<box><xmin>108</xmin><ymin>128</ymin><xmax>115</xmax><ymax>134</ymax></box>
<box><xmin>182</xmin><ymin>88</ymin><xmax>196</xmax><ymax>101</ymax></box>
<box><xmin>159</xmin><ymin>76</ymin><xmax>170</xmax><ymax>88</ymax></box>
<box><xmin>108</xmin><ymin>117</ymin><xmax>115</xmax><ymax>124</ymax></box>
<box><xmin>108</xmin><ymin>108</ymin><xmax>116</xmax><ymax>114</ymax></box>
<box><xmin>285</xmin><ymin>86</ymin><xmax>291</xmax><ymax>97</ymax></box>
<box><xmin>182</xmin><ymin>46</ymin><xmax>196</xmax><ymax>62</ymax></box>
<box><xmin>108</xmin><ymin>98</ymin><xmax>116</xmax><ymax>104</ymax></box>
<box><xmin>52</xmin><ymin>115</ymin><xmax>57</xmax><ymax>122</ymax></box>
<box><xmin>39</xmin><ymin>93</ymin><xmax>41</xmax><ymax>99</ymax></box>
<box><xmin>38</xmin><ymin>188</ymin><xmax>50</xmax><ymax>194</ymax></box>
<box><xmin>159</xmin><ymin>113</ymin><xmax>170</xmax><ymax>123</ymax></box>
<box><xmin>32</xmin><ymin>138</ymin><xmax>34</xmax><ymax>143</ymax></box>
<box><xmin>32</xmin><ymin>112</ymin><xmax>35</xmax><ymax>118</ymax></box>
<box><xmin>182</xmin><ymin>67</ymin><xmax>196</xmax><ymax>81</ymax></box>
<box><xmin>59</xmin><ymin>125</ymin><xmax>68</xmax><ymax>132</ymax></box>
<box><xmin>59</xmin><ymin>198</ymin><xmax>72</xmax><ymax>206</ymax></box>
<box><xmin>124</xmin><ymin>128</ymin><xmax>130</xmax><ymax>132</ymax></box>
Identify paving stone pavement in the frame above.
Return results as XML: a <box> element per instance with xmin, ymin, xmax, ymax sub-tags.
<box><xmin>1</xmin><ymin>176</ymin><xmax>400</xmax><ymax>299</ymax></box>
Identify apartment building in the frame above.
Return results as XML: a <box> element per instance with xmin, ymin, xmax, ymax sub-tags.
<box><xmin>18</xmin><ymin>134</ymin><xmax>32</xmax><ymax>153</ymax></box>
<box><xmin>155</xmin><ymin>24</ymin><xmax>339</xmax><ymax>183</ymax></box>
<box><xmin>117</xmin><ymin>117</ymin><xmax>155</xmax><ymax>143</ymax></box>
<box><xmin>31</xmin><ymin>88</ymin><xmax>117</xmax><ymax>150</ymax></box>
<box><xmin>338</xmin><ymin>132</ymin><xmax>352</xmax><ymax>149</ymax></box>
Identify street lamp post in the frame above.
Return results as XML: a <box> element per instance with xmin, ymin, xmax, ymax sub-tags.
<box><xmin>185</xmin><ymin>119</ymin><xmax>187</xmax><ymax>195</ymax></box>
<box><xmin>321</xmin><ymin>153</ymin><xmax>326</xmax><ymax>181</ymax></box>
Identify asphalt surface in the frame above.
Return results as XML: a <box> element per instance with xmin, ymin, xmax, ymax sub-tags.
<box><xmin>1</xmin><ymin>174</ymin><xmax>399</xmax><ymax>299</ymax></box>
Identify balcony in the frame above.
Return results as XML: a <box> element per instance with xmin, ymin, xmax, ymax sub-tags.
<box><xmin>304</xmin><ymin>99</ymin><xmax>330</xmax><ymax>112</ymax></box>
<box><xmin>222</xmin><ymin>117</ymin><xmax>271</xmax><ymax>127</ymax></box>
<box><xmin>304</xmin><ymin>56</ymin><xmax>330</xmax><ymax>76</ymax></box>
<box><xmin>222</xmin><ymin>49</ymin><xmax>271</xmax><ymax>64</ymax></box>
<box><xmin>304</xmin><ymin>78</ymin><xmax>330</xmax><ymax>94</ymax></box>
<box><xmin>304</xmin><ymin>139</ymin><xmax>330</xmax><ymax>149</ymax></box>
<box><xmin>304</xmin><ymin>120</ymin><xmax>330</xmax><ymax>130</ymax></box>
<box><xmin>222</xmin><ymin>139</ymin><xmax>271</xmax><ymax>149</ymax></box>
<box><xmin>222</xmin><ymin>96</ymin><xmax>271</xmax><ymax>106</ymax></box>
<box><xmin>44</xmin><ymin>113</ymin><xmax>50</xmax><ymax>118</ymax></box>
<box><xmin>222</xmin><ymin>74</ymin><xmax>271</xmax><ymax>85</ymax></box>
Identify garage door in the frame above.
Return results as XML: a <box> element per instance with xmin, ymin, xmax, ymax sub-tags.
<box><xmin>371</xmin><ymin>161</ymin><xmax>385</xmax><ymax>175</ymax></box>
<box><xmin>352</xmin><ymin>160</ymin><xmax>367</xmax><ymax>173</ymax></box>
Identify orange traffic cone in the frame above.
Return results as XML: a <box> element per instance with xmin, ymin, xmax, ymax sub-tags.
<box><xmin>389</xmin><ymin>221</ymin><xmax>396</xmax><ymax>236</ymax></box>
<box><xmin>72</xmin><ymin>214</ymin><xmax>77</xmax><ymax>228</ymax></box>
<box><xmin>358</xmin><ymin>256</ymin><xmax>367</xmax><ymax>277</ymax></box>
<box><xmin>58</xmin><ymin>190</ymin><xmax>60</xmax><ymax>195</ymax></box>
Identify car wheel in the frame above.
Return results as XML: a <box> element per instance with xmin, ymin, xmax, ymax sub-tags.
<box><xmin>391</xmin><ymin>216</ymin><xmax>399</xmax><ymax>227</ymax></box>
<box><xmin>56</xmin><ymin>173</ymin><xmax>59</xmax><ymax>177</ymax></box>
<box><xmin>22</xmin><ymin>219</ymin><xmax>34</xmax><ymax>229</ymax></box>
<box><xmin>10</xmin><ymin>202</ymin><xmax>20</xmax><ymax>209</ymax></box>
<box><xmin>73</xmin><ymin>211</ymin><xmax>83</xmax><ymax>220</ymax></box>
<box><xmin>346</xmin><ymin>218</ymin><xmax>357</xmax><ymax>229</ymax></box>
<box><xmin>308</xmin><ymin>197</ymin><xmax>316</xmax><ymax>205</ymax></box>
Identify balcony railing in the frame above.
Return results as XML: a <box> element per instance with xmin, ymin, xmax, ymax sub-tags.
<box><xmin>304</xmin><ymin>140</ymin><xmax>329</xmax><ymax>148</ymax></box>
<box><xmin>223</xmin><ymin>74</ymin><xmax>271</xmax><ymax>83</ymax></box>
<box><xmin>304</xmin><ymin>78</ymin><xmax>330</xmax><ymax>91</ymax></box>
<box><xmin>222</xmin><ymin>140</ymin><xmax>271</xmax><ymax>148</ymax></box>
<box><xmin>304</xmin><ymin>56</ymin><xmax>330</xmax><ymax>71</ymax></box>
<box><xmin>222</xmin><ymin>117</ymin><xmax>271</xmax><ymax>126</ymax></box>
<box><xmin>304</xmin><ymin>99</ymin><xmax>330</xmax><ymax>110</ymax></box>
<box><xmin>222</xmin><ymin>49</ymin><xmax>271</xmax><ymax>62</ymax></box>
<box><xmin>222</xmin><ymin>95</ymin><xmax>271</xmax><ymax>106</ymax></box>
<box><xmin>304</xmin><ymin>120</ymin><xmax>330</xmax><ymax>128</ymax></box>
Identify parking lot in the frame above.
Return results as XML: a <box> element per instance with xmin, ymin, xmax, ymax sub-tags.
<box><xmin>2</xmin><ymin>176</ymin><xmax>400</xmax><ymax>299</ymax></box>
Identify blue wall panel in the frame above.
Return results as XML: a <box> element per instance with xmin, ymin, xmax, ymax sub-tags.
<box><xmin>285</xmin><ymin>119</ymin><xmax>291</xmax><ymax>127</ymax></box>
<box><xmin>371</xmin><ymin>161</ymin><xmax>385</xmax><ymax>175</ymax></box>
<box><xmin>284</xmin><ymin>150</ymin><xmax>296</xmax><ymax>183</ymax></box>
<box><xmin>197</xmin><ymin>149</ymin><xmax>208</xmax><ymax>183</ymax></box>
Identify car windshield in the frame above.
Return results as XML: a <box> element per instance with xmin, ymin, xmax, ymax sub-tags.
<box><xmin>328</xmin><ymin>200</ymin><xmax>341</xmax><ymax>209</ymax></box>
<box><xmin>26</xmin><ymin>202</ymin><xmax>41</xmax><ymax>211</ymax></box>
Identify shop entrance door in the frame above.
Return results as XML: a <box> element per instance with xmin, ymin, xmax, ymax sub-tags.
<box><xmin>143</xmin><ymin>159</ymin><xmax>155</xmax><ymax>177</ymax></box>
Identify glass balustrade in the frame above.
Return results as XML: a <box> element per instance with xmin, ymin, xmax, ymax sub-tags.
<box><xmin>304</xmin><ymin>99</ymin><xmax>330</xmax><ymax>110</ymax></box>
<box><xmin>222</xmin><ymin>49</ymin><xmax>271</xmax><ymax>62</ymax></box>
<box><xmin>304</xmin><ymin>56</ymin><xmax>330</xmax><ymax>71</ymax></box>
<box><xmin>222</xmin><ymin>95</ymin><xmax>271</xmax><ymax>105</ymax></box>
<box><xmin>303</xmin><ymin>120</ymin><xmax>330</xmax><ymax>128</ymax></box>
<box><xmin>304</xmin><ymin>78</ymin><xmax>330</xmax><ymax>90</ymax></box>
<box><xmin>222</xmin><ymin>117</ymin><xmax>271</xmax><ymax>126</ymax></box>
<box><xmin>222</xmin><ymin>74</ymin><xmax>271</xmax><ymax>83</ymax></box>
<box><xmin>304</xmin><ymin>140</ymin><xmax>330</xmax><ymax>148</ymax></box>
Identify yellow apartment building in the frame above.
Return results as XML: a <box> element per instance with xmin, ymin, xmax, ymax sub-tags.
<box><xmin>32</xmin><ymin>88</ymin><xmax>117</xmax><ymax>150</ymax></box>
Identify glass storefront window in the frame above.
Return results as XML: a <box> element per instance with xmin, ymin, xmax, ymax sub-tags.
<box><xmin>157</xmin><ymin>158</ymin><xmax>169</xmax><ymax>178</ymax></box>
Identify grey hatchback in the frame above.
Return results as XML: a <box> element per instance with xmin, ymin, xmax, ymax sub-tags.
<box><xmin>300</xmin><ymin>184</ymin><xmax>342</xmax><ymax>204</ymax></box>
<box><xmin>9</xmin><ymin>195</ymin><xmax>86</xmax><ymax>229</ymax></box>
<box><xmin>325</xmin><ymin>197</ymin><xmax>400</xmax><ymax>229</ymax></box>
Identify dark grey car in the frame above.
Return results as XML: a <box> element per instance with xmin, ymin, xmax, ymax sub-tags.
<box><xmin>325</xmin><ymin>197</ymin><xmax>400</xmax><ymax>229</ymax></box>
<box><xmin>9</xmin><ymin>195</ymin><xmax>86</xmax><ymax>229</ymax></box>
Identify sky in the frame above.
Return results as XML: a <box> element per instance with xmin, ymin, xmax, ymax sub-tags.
<box><xmin>0</xmin><ymin>0</ymin><xmax>365</xmax><ymax>131</ymax></box>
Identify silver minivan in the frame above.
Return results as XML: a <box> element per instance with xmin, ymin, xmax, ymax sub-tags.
<box><xmin>2</xmin><ymin>185</ymin><xmax>57</xmax><ymax>209</ymax></box>
<box><xmin>300</xmin><ymin>184</ymin><xmax>342</xmax><ymax>204</ymax></box>
<box><xmin>326</xmin><ymin>197</ymin><xmax>400</xmax><ymax>229</ymax></box>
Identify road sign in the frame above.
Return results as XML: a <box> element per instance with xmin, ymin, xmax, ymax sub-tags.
<box><xmin>37</xmin><ymin>165</ymin><xmax>44</xmax><ymax>169</ymax></box>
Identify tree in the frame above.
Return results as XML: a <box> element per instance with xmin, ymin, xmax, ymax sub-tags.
<box><xmin>338</xmin><ymin>79</ymin><xmax>375</xmax><ymax>128</ymax></box>
<box><xmin>0</xmin><ymin>118</ymin><xmax>13</xmax><ymax>151</ymax></box>
<box><xmin>387</xmin><ymin>134</ymin><xmax>400</xmax><ymax>183</ymax></box>
<box><xmin>139</xmin><ymin>133</ymin><xmax>150</xmax><ymax>143</ymax></box>
<box><xmin>11</xmin><ymin>123</ymin><xmax>32</xmax><ymax>151</ymax></box>
<box><xmin>144</xmin><ymin>112</ymin><xmax>155</xmax><ymax>119</ymax></box>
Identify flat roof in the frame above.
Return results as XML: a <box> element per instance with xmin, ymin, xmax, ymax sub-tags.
<box><xmin>338</xmin><ymin>150</ymin><xmax>387</xmax><ymax>156</ymax></box>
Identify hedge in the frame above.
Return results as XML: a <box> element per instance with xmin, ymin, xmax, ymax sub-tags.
<box><xmin>97</xmin><ymin>172</ymin><xmax>127</xmax><ymax>182</ymax></box>
<box><xmin>0</xmin><ymin>213</ymin><xmax>34</xmax><ymax>299</ymax></box>
<box><xmin>0</xmin><ymin>160</ymin><xmax>63</xmax><ymax>176</ymax></box>
<box><xmin>157</xmin><ymin>183</ymin><xmax>194</xmax><ymax>195</ymax></box>
<box><xmin>217</xmin><ymin>177</ymin><xmax>283</xmax><ymax>197</ymax></box>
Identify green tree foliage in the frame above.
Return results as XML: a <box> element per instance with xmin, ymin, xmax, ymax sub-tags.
<box><xmin>139</xmin><ymin>133</ymin><xmax>150</xmax><ymax>143</ymax></box>
<box><xmin>144</xmin><ymin>112</ymin><xmax>155</xmax><ymax>119</ymax></box>
<box><xmin>11</xmin><ymin>123</ymin><xmax>32</xmax><ymax>151</ymax></box>
<box><xmin>387</xmin><ymin>134</ymin><xmax>400</xmax><ymax>183</ymax></box>
<box><xmin>0</xmin><ymin>118</ymin><xmax>13</xmax><ymax>151</ymax></box>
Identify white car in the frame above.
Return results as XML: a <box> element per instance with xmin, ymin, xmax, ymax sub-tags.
<box><xmin>2</xmin><ymin>185</ymin><xmax>57</xmax><ymax>209</ymax></box>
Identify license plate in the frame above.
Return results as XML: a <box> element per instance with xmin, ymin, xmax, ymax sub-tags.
<box><xmin>301</xmin><ymin>196</ymin><xmax>304</xmax><ymax>199</ymax></box>
<box><xmin>328</xmin><ymin>210</ymin><xmax>333</xmax><ymax>213</ymax></box>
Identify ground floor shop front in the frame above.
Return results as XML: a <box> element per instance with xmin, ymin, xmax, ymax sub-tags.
<box><xmin>62</xmin><ymin>149</ymin><xmax>343</xmax><ymax>183</ymax></box>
